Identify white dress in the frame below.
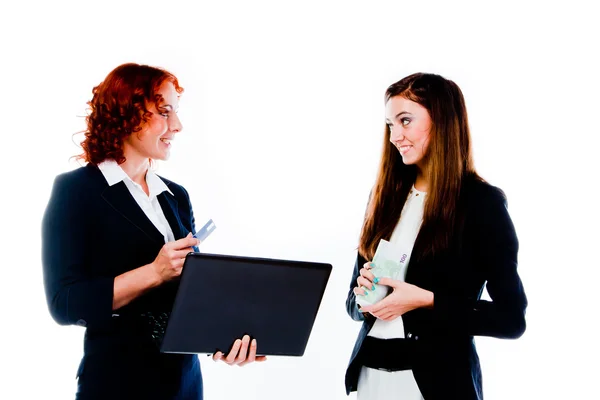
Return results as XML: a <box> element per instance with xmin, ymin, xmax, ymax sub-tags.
<box><xmin>357</xmin><ymin>186</ymin><xmax>426</xmax><ymax>400</ymax></box>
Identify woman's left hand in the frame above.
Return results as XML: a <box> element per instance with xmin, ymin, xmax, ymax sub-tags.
<box><xmin>360</xmin><ymin>278</ymin><xmax>434</xmax><ymax>321</ymax></box>
<box><xmin>212</xmin><ymin>335</ymin><xmax>267</xmax><ymax>366</ymax></box>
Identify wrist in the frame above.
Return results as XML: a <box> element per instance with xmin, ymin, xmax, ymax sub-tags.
<box><xmin>146</xmin><ymin>262</ymin><xmax>164</xmax><ymax>287</ymax></box>
<box><xmin>420</xmin><ymin>289</ymin><xmax>434</xmax><ymax>309</ymax></box>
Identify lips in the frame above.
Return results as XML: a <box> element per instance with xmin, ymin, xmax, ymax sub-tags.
<box><xmin>399</xmin><ymin>145</ymin><xmax>412</xmax><ymax>154</ymax></box>
<box><xmin>160</xmin><ymin>138</ymin><xmax>172</xmax><ymax>145</ymax></box>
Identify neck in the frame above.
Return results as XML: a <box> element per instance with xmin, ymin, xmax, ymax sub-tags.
<box><xmin>119</xmin><ymin>151</ymin><xmax>150</xmax><ymax>186</ymax></box>
<box><xmin>414</xmin><ymin>165</ymin><xmax>429</xmax><ymax>192</ymax></box>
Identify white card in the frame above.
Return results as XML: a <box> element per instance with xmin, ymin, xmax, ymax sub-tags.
<box><xmin>193</xmin><ymin>219</ymin><xmax>216</xmax><ymax>242</ymax></box>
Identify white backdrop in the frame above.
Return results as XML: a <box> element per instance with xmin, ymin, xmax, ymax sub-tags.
<box><xmin>0</xmin><ymin>1</ymin><xmax>598</xmax><ymax>399</ymax></box>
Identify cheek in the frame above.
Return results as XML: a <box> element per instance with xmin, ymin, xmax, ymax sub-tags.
<box><xmin>415</xmin><ymin>129</ymin><xmax>431</xmax><ymax>152</ymax></box>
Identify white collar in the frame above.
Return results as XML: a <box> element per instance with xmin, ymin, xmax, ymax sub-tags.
<box><xmin>97</xmin><ymin>159</ymin><xmax>173</xmax><ymax>198</ymax></box>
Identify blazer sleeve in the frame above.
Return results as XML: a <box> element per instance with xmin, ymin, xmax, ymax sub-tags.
<box><xmin>42</xmin><ymin>174</ymin><xmax>114</xmax><ymax>329</ymax></box>
<box><xmin>431</xmin><ymin>187</ymin><xmax>528</xmax><ymax>339</ymax></box>
<box><xmin>346</xmin><ymin>191</ymin><xmax>376</xmax><ymax>323</ymax></box>
<box><xmin>346</xmin><ymin>252</ymin><xmax>368</xmax><ymax>321</ymax></box>
<box><xmin>181</xmin><ymin>186</ymin><xmax>199</xmax><ymax>253</ymax></box>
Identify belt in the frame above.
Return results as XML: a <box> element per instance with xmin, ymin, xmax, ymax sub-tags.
<box><xmin>358</xmin><ymin>336</ymin><xmax>421</xmax><ymax>372</ymax></box>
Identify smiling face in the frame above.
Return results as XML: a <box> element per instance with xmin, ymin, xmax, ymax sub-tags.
<box><xmin>385</xmin><ymin>95</ymin><xmax>432</xmax><ymax>171</ymax></box>
<box><xmin>123</xmin><ymin>81</ymin><xmax>183</xmax><ymax>162</ymax></box>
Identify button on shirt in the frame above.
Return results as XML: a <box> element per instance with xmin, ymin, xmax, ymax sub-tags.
<box><xmin>98</xmin><ymin>160</ymin><xmax>175</xmax><ymax>243</ymax></box>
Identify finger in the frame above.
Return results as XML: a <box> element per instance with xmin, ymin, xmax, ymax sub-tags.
<box><xmin>360</xmin><ymin>304</ymin><xmax>372</xmax><ymax>313</ymax></box>
<box><xmin>225</xmin><ymin>339</ymin><xmax>242</xmax><ymax>364</ymax></box>
<box><xmin>173</xmin><ymin>248</ymin><xmax>195</xmax><ymax>259</ymax></box>
<box><xmin>376</xmin><ymin>277</ymin><xmax>398</xmax><ymax>288</ymax></box>
<box><xmin>359</xmin><ymin>268</ymin><xmax>377</xmax><ymax>283</ymax></box>
<box><xmin>235</xmin><ymin>336</ymin><xmax>251</xmax><ymax>364</ymax></box>
<box><xmin>379</xmin><ymin>311</ymin><xmax>396</xmax><ymax>321</ymax></box>
<box><xmin>353</xmin><ymin>287</ymin><xmax>366</xmax><ymax>296</ymax></box>
<box><xmin>239</xmin><ymin>338</ymin><xmax>257</xmax><ymax>366</ymax></box>
<box><xmin>363</xmin><ymin>261</ymin><xmax>375</xmax><ymax>270</ymax></box>
<box><xmin>212</xmin><ymin>351</ymin><xmax>223</xmax><ymax>362</ymax></box>
<box><xmin>368</xmin><ymin>298</ymin><xmax>390</xmax><ymax>314</ymax></box>
<box><xmin>255</xmin><ymin>356</ymin><xmax>267</xmax><ymax>362</ymax></box>
<box><xmin>174</xmin><ymin>235</ymin><xmax>201</xmax><ymax>250</ymax></box>
<box><xmin>357</xmin><ymin>276</ymin><xmax>375</xmax><ymax>290</ymax></box>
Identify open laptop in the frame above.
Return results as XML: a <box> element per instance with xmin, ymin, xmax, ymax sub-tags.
<box><xmin>160</xmin><ymin>252</ymin><xmax>332</xmax><ymax>356</ymax></box>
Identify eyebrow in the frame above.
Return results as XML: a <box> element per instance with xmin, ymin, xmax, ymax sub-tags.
<box><xmin>157</xmin><ymin>104</ymin><xmax>179</xmax><ymax>113</ymax></box>
<box><xmin>385</xmin><ymin>111</ymin><xmax>411</xmax><ymax>122</ymax></box>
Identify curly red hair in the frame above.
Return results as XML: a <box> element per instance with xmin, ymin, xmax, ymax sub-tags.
<box><xmin>78</xmin><ymin>63</ymin><xmax>184</xmax><ymax>165</ymax></box>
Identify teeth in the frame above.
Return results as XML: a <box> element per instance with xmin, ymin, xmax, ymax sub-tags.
<box><xmin>161</xmin><ymin>139</ymin><xmax>171</xmax><ymax>144</ymax></box>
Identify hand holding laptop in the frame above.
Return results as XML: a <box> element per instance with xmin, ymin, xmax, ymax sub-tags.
<box><xmin>212</xmin><ymin>335</ymin><xmax>268</xmax><ymax>366</ymax></box>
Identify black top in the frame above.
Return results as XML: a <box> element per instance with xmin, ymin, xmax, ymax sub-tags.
<box><xmin>42</xmin><ymin>164</ymin><xmax>202</xmax><ymax>399</ymax></box>
<box><xmin>345</xmin><ymin>176</ymin><xmax>528</xmax><ymax>399</ymax></box>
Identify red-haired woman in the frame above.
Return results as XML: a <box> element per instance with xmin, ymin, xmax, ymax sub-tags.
<box><xmin>344</xmin><ymin>73</ymin><xmax>528</xmax><ymax>399</ymax></box>
<box><xmin>42</xmin><ymin>63</ymin><xmax>265</xmax><ymax>400</ymax></box>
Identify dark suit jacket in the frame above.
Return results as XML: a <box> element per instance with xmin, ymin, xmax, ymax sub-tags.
<box><xmin>42</xmin><ymin>164</ymin><xmax>203</xmax><ymax>400</ymax></box>
<box><xmin>345</xmin><ymin>176</ymin><xmax>528</xmax><ymax>399</ymax></box>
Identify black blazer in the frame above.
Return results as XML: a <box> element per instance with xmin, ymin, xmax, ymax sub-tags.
<box><xmin>345</xmin><ymin>177</ymin><xmax>528</xmax><ymax>400</ymax></box>
<box><xmin>42</xmin><ymin>164</ymin><xmax>202</xmax><ymax>400</ymax></box>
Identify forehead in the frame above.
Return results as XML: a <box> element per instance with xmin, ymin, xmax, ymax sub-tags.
<box><xmin>385</xmin><ymin>96</ymin><xmax>426</xmax><ymax>118</ymax></box>
<box><xmin>155</xmin><ymin>81</ymin><xmax>180</xmax><ymax>106</ymax></box>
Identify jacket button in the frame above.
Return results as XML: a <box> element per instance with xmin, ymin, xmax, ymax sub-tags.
<box><xmin>76</xmin><ymin>319</ymin><xmax>87</xmax><ymax>327</ymax></box>
<box><xmin>407</xmin><ymin>332</ymin><xmax>412</xmax><ymax>339</ymax></box>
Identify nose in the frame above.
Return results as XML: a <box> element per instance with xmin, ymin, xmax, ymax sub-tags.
<box><xmin>389</xmin><ymin>125</ymin><xmax>405</xmax><ymax>144</ymax></box>
<box><xmin>169</xmin><ymin>112</ymin><xmax>183</xmax><ymax>133</ymax></box>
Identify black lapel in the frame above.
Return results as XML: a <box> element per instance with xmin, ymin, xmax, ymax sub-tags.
<box><xmin>101</xmin><ymin>181</ymin><xmax>165</xmax><ymax>245</ymax></box>
<box><xmin>157</xmin><ymin>191</ymin><xmax>186</xmax><ymax>240</ymax></box>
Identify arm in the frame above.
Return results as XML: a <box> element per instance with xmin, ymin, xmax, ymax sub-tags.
<box><xmin>42</xmin><ymin>175</ymin><xmax>115</xmax><ymax>328</ymax></box>
<box><xmin>112</xmin><ymin>186</ymin><xmax>199</xmax><ymax>310</ymax></box>
<box><xmin>42</xmin><ymin>175</ymin><xmax>194</xmax><ymax>327</ymax></box>
<box><xmin>431</xmin><ymin>188</ymin><xmax>528</xmax><ymax>339</ymax></box>
<box><xmin>112</xmin><ymin>265</ymin><xmax>163</xmax><ymax>310</ymax></box>
<box><xmin>346</xmin><ymin>252</ymin><xmax>372</xmax><ymax>322</ymax></box>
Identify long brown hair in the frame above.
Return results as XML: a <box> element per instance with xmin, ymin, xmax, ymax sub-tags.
<box><xmin>77</xmin><ymin>63</ymin><xmax>184</xmax><ymax>165</ymax></box>
<box><xmin>359</xmin><ymin>73</ymin><xmax>480</xmax><ymax>260</ymax></box>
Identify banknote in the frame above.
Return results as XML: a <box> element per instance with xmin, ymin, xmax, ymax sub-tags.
<box><xmin>355</xmin><ymin>239</ymin><xmax>410</xmax><ymax>307</ymax></box>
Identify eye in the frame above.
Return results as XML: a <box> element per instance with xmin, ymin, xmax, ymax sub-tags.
<box><xmin>401</xmin><ymin>118</ymin><xmax>411</xmax><ymax>126</ymax></box>
<box><xmin>159</xmin><ymin>111</ymin><xmax>169</xmax><ymax>118</ymax></box>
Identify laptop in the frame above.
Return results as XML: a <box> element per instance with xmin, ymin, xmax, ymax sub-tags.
<box><xmin>160</xmin><ymin>252</ymin><xmax>332</xmax><ymax>356</ymax></box>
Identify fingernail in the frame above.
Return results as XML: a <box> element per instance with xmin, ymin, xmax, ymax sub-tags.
<box><xmin>374</xmin><ymin>277</ymin><xmax>379</xmax><ymax>284</ymax></box>
<box><xmin>372</xmin><ymin>285</ymin><xmax>376</xmax><ymax>291</ymax></box>
<box><xmin>364</xmin><ymin>291</ymin><xmax>368</xmax><ymax>296</ymax></box>
<box><xmin>369</xmin><ymin>262</ymin><xmax>375</xmax><ymax>267</ymax></box>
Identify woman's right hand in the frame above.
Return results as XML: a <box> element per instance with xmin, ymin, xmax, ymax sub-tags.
<box><xmin>151</xmin><ymin>233</ymin><xmax>200</xmax><ymax>283</ymax></box>
<box><xmin>353</xmin><ymin>261</ymin><xmax>378</xmax><ymax>296</ymax></box>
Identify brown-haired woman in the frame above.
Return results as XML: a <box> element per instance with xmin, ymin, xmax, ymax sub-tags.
<box><xmin>42</xmin><ymin>63</ymin><xmax>265</xmax><ymax>400</ymax></box>
<box><xmin>344</xmin><ymin>73</ymin><xmax>527</xmax><ymax>400</ymax></box>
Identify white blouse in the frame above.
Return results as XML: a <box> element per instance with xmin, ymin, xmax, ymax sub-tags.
<box><xmin>98</xmin><ymin>160</ymin><xmax>175</xmax><ymax>243</ymax></box>
<box><xmin>358</xmin><ymin>186</ymin><xmax>426</xmax><ymax>400</ymax></box>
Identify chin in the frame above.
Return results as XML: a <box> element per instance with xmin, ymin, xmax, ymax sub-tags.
<box><xmin>401</xmin><ymin>156</ymin><xmax>416</xmax><ymax>166</ymax></box>
<box><xmin>154</xmin><ymin>152</ymin><xmax>170</xmax><ymax>161</ymax></box>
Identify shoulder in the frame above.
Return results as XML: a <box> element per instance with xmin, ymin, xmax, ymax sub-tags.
<box><xmin>462</xmin><ymin>174</ymin><xmax>508</xmax><ymax>207</ymax></box>
<box><xmin>52</xmin><ymin>164</ymin><xmax>105</xmax><ymax>194</ymax></box>
<box><xmin>157</xmin><ymin>175</ymin><xmax>190</xmax><ymax>201</ymax></box>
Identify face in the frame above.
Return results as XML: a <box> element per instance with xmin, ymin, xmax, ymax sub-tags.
<box><xmin>385</xmin><ymin>96</ymin><xmax>431</xmax><ymax>170</ymax></box>
<box><xmin>124</xmin><ymin>81</ymin><xmax>183</xmax><ymax>162</ymax></box>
